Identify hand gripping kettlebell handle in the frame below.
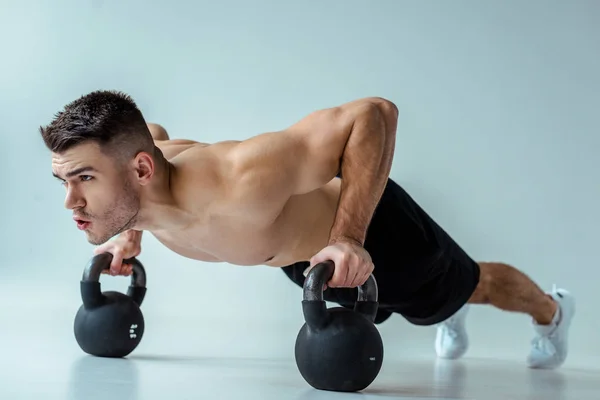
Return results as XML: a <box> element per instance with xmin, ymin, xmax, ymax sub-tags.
<box><xmin>81</xmin><ymin>253</ymin><xmax>147</xmax><ymax>309</ymax></box>
<box><xmin>302</xmin><ymin>260</ymin><xmax>378</xmax><ymax>302</ymax></box>
<box><xmin>302</xmin><ymin>260</ymin><xmax>379</xmax><ymax>324</ymax></box>
<box><xmin>82</xmin><ymin>253</ymin><xmax>147</xmax><ymax>287</ymax></box>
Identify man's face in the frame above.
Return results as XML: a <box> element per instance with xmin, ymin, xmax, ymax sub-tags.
<box><xmin>52</xmin><ymin>142</ymin><xmax>140</xmax><ymax>245</ymax></box>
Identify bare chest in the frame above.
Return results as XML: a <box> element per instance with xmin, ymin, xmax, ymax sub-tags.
<box><xmin>152</xmin><ymin>218</ymin><xmax>286</xmax><ymax>266</ymax></box>
<box><xmin>152</xmin><ymin>179</ymin><xmax>342</xmax><ymax>267</ymax></box>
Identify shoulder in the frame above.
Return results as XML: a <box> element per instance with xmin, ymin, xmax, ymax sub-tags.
<box><xmin>154</xmin><ymin>138</ymin><xmax>207</xmax><ymax>160</ymax></box>
<box><xmin>160</xmin><ymin>140</ymin><xmax>241</xmax><ymax>215</ymax></box>
<box><xmin>284</xmin><ymin>96</ymin><xmax>397</xmax><ymax>135</ymax></box>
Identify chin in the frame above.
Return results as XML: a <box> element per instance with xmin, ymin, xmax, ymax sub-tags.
<box><xmin>84</xmin><ymin>230</ymin><xmax>111</xmax><ymax>246</ymax></box>
<box><xmin>86</xmin><ymin>224</ymin><xmax>132</xmax><ymax>246</ymax></box>
<box><xmin>86</xmin><ymin>235</ymin><xmax>105</xmax><ymax>246</ymax></box>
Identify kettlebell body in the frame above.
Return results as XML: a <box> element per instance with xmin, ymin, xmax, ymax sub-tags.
<box><xmin>73</xmin><ymin>254</ymin><xmax>147</xmax><ymax>358</ymax></box>
<box><xmin>295</xmin><ymin>306</ymin><xmax>384</xmax><ymax>392</ymax></box>
<box><xmin>295</xmin><ymin>261</ymin><xmax>384</xmax><ymax>392</ymax></box>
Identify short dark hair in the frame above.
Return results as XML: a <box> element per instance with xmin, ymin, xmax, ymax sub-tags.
<box><xmin>39</xmin><ymin>90</ymin><xmax>154</xmax><ymax>160</ymax></box>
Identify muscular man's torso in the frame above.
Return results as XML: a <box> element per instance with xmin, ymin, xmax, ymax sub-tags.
<box><xmin>150</xmin><ymin>139</ymin><xmax>342</xmax><ymax>268</ymax></box>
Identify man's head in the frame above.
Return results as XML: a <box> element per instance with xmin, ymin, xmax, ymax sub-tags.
<box><xmin>40</xmin><ymin>90</ymin><xmax>157</xmax><ymax>245</ymax></box>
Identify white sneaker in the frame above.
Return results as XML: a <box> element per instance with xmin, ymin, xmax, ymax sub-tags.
<box><xmin>435</xmin><ymin>305</ymin><xmax>470</xmax><ymax>359</ymax></box>
<box><xmin>527</xmin><ymin>286</ymin><xmax>575</xmax><ymax>369</ymax></box>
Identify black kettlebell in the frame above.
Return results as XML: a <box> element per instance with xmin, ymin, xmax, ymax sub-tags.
<box><xmin>294</xmin><ymin>260</ymin><xmax>384</xmax><ymax>392</ymax></box>
<box><xmin>74</xmin><ymin>253</ymin><xmax>147</xmax><ymax>358</ymax></box>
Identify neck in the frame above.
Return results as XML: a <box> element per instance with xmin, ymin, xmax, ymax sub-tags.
<box><xmin>133</xmin><ymin>157</ymin><xmax>186</xmax><ymax>232</ymax></box>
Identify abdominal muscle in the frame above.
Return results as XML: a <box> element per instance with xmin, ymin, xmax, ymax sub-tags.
<box><xmin>151</xmin><ymin>178</ymin><xmax>342</xmax><ymax>268</ymax></box>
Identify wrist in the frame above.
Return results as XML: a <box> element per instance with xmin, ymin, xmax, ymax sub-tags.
<box><xmin>329</xmin><ymin>234</ymin><xmax>364</xmax><ymax>247</ymax></box>
<box><xmin>122</xmin><ymin>229</ymin><xmax>143</xmax><ymax>243</ymax></box>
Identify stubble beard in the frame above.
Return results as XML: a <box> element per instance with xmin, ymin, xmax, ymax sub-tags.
<box><xmin>87</xmin><ymin>180</ymin><xmax>141</xmax><ymax>245</ymax></box>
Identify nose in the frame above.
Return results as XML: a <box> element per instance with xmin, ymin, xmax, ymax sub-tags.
<box><xmin>64</xmin><ymin>186</ymin><xmax>85</xmax><ymax>210</ymax></box>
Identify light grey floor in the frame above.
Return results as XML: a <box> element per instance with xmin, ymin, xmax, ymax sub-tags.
<box><xmin>2</xmin><ymin>279</ymin><xmax>599</xmax><ymax>400</ymax></box>
<box><xmin>4</xmin><ymin>347</ymin><xmax>600</xmax><ymax>400</ymax></box>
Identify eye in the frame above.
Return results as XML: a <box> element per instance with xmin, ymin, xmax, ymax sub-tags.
<box><xmin>80</xmin><ymin>175</ymin><xmax>93</xmax><ymax>182</ymax></box>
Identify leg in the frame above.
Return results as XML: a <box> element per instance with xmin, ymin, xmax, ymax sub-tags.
<box><xmin>437</xmin><ymin>261</ymin><xmax>576</xmax><ymax>369</ymax></box>
<box><xmin>468</xmin><ymin>262</ymin><xmax>557</xmax><ymax>325</ymax></box>
<box><xmin>362</xmin><ymin>178</ymin><xmax>577</xmax><ymax>369</ymax></box>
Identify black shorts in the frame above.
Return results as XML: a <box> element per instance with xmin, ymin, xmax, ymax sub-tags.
<box><xmin>281</xmin><ymin>177</ymin><xmax>480</xmax><ymax>326</ymax></box>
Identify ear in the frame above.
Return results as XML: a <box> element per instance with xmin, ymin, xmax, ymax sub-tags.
<box><xmin>133</xmin><ymin>151</ymin><xmax>155</xmax><ymax>185</ymax></box>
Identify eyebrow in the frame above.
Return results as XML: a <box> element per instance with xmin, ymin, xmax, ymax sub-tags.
<box><xmin>53</xmin><ymin>166</ymin><xmax>97</xmax><ymax>180</ymax></box>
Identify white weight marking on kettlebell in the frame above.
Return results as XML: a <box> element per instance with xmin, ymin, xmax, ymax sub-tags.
<box><xmin>129</xmin><ymin>324</ymin><xmax>138</xmax><ymax>339</ymax></box>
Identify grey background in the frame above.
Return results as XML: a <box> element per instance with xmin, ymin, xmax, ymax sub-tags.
<box><xmin>1</xmin><ymin>0</ymin><xmax>598</xmax><ymax>370</ymax></box>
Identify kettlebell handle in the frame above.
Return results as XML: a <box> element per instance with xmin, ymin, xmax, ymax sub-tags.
<box><xmin>82</xmin><ymin>253</ymin><xmax>147</xmax><ymax>288</ymax></box>
<box><xmin>303</xmin><ymin>260</ymin><xmax>378</xmax><ymax>302</ymax></box>
<box><xmin>301</xmin><ymin>260</ymin><xmax>379</xmax><ymax>327</ymax></box>
<box><xmin>80</xmin><ymin>253</ymin><xmax>147</xmax><ymax>309</ymax></box>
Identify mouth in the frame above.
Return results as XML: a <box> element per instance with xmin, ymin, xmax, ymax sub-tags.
<box><xmin>73</xmin><ymin>217</ymin><xmax>91</xmax><ymax>230</ymax></box>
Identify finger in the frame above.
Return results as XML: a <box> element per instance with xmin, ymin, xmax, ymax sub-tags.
<box><xmin>349</xmin><ymin>257</ymin><xmax>363</xmax><ymax>287</ymax></box>
<box><xmin>340</xmin><ymin>253</ymin><xmax>356</xmax><ymax>287</ymax></box>
<box><xmin>349</xmin><ymin>268</ymin><xmax>361</xmax><ymax>288</ymax></box>
<box><xmin>302</xmin><ymin>265</ymin><xmax>312</xmax><ymax>278</ymax></box>
<box><xmin>330</xmin><ymin>255</ymin><xmax>349</xmax><ymax>288</ymax></box>
<box><xmin>346</xmin><ymin>255</ymin><xmax>360</xmax><ymax>287</ymax></box>
<box><xmin>311</xmin><ymin>244</ymin><xmax>343</xmax><ymax>265</ymax></box>
<box><xmin>357</xmin><ymin>259</ymin><xmax>372</xmax><ymax>287</ymax></box>
<box><xmin>356</xmin><ymin>270</ymin><xmax>369</xmax><ymax>287</ymax></box>
<box><xmin>124</xmin><ymin>263</ymin><xmax>133</xmax><ymax>276</ymax></box>
<box><xmin>359</xmin><ymin>263</ymin><xmax>374</xmax><ymax>287</ymax></box>
<box><xmin>309</xmin><ymin>250</ymin><xmax>338</xmax><ymax>283</ymax></box>
<box><xmin>310</xmin><ymin>254</ymin><xmax>332</xmax><ymax>268</ymax></box>
<box><xmin>353</xmin><ymin>255</ymin><xmax>365</xmax><ymax>287</ymax></box>
<box><xmin>110</xmin><ymin>251</ymin><xmax>123</xmax><ymax>276</ymax></box>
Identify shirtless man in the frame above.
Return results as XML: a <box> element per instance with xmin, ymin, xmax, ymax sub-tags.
<box><xmin>41</xmin><ymin>90</ymin><xmax>575</xmax><ymax>370</ymax></box>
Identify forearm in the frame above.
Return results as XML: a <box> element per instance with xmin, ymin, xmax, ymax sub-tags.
<box><xmin>329</xmin><ymin>101</ymin><xmax>397</xmax><ymax>245</ymax></box>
